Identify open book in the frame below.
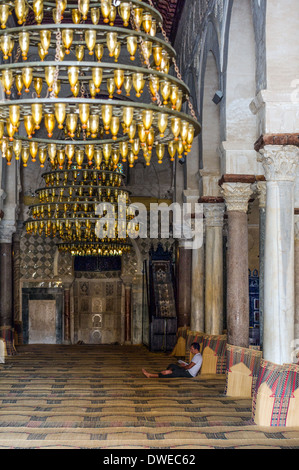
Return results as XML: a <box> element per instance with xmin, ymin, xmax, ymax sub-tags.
<box><xmin>177</xmin><ymin>360</ymin><xmax>188</xmax><ymax>366</ymax></box>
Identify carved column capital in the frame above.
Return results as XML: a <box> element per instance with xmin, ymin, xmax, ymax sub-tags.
<box><xmin>203</xmin><ymin>203</ymin><xmax>225</xmax><ymax>227</ymax></box>
<box><xmin>62</xmin><ymin>278</ymin><xmax>75</xmax><ymax>290</ymax></box>
<box><xmin>258</xmin><ymin>145</ymin><xmax>299</xmax><ymax>182</ymax></box>
<box><xmin>221</xmin><ymin>182</ymin><xmax>253</xmax><ymax>213</ymax></box>
<box><xmin>121</xmin><ymin>274</ymin><xmax>133</xmax><ymax>288</ymax></box>
<box><xmin>256</xmin><ymin>181</ymin><xmax>267</xmax><ymax>209</ymax></box>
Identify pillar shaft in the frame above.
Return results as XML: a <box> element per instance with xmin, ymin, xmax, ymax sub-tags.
<box><xmin>12</xmin><ymin>230</ymin><xmax>21</xmax><ymax>324</ymax></box>
<box><xmin>64</xmin><ymin>288</ymin><xmax>71</xmax><ymax>343</ymax></box>
<box><xmin>258</xmin><ymin>145</ymin><xmax>299</xmax><ymax>365</ymax></box>
<box><xmin>0</xmin><ymin>243</ymin><xmax>14</xmax><ymax>354</ymax></box>
<box><xmin>295</xmin><ymin>215</ymin><xmax>299</xmax><ymax>342</ymax></box>
<box><xmin>124</xmin><ymin>285</ymin><xmax>132</xmax><ymax>343</ymax></box>
<box><xmin>190</xmin><ymin>243</ymin><xmax>205</xmax><ymax>332</ymax></box>
<box><xmin>256</xmin><ymin>181</ymin><xmax>266</xmax><ymax>350</ymax></box>
<box><xmin>176</xmin><ymin>245</ymin><xmax>192</xmax><ymax>327</ymax></box>
<box><xmin>204</xmin><ymin>203</ymin><xmax>224</xmax><ymax>335</ymax></box>
<box><xmin>222</xmin><ymin>182</ymin><xmax>252</xmax><ymax>348</ymax></box>
<box><xmin>227</xmin><ymin>211</ymin><xmax>249</xmax><ymax>347</ymax></box>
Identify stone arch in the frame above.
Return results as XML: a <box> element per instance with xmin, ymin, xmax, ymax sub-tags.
<box><xmin>222</xmin><ymin>0</ymin><xmax>257</xmax><ymax>174</ymax></box>
<box><xmin>198</xmin><ymin>20</ymin><xmax>222</xmax><ymax>196</ymax></box>
<box><xmin>202</xmin><ymin>50</ymin><xmax>221</xmax><ymax>181</ymax></box>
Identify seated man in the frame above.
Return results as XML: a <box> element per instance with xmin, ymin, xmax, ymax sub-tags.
<box><xmin>142</xmin><ymin>342</ymin><xmax>202</xmax><ymax>378</ymax></box>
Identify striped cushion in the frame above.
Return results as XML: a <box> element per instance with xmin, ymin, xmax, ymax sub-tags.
<box><xmin>201</xmin><ymin>335</ymin><xmax>227</xmax><ymax>375</ymax></box>
<box><xmin>225</xmin><ymin>344</ymin><xmax>262</xmax><ymax>397</ymax></box>
<box><xmin>176</xmin><ymin>326</ymin><xmax>190</xmax><ymax>340</ymax></box>
<box><xmin>252</xmin><ymin>360</ymin><xmax>299</xmax><ymax>427</ymax></box>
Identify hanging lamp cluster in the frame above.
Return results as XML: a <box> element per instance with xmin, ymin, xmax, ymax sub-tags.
<box><xmin>57</xmin><ymin>240</ymin><xmax>132</xmax><ymax>256</ymax></box>
<box><xmin>0</xmin><ymin>0</ymin><xmax>200</xmax><ymax>169</ymax></box>
<box><xmin>25</xmin><ymin>158</ymin><xmax>137</xmax><ymax>255</ymax></box>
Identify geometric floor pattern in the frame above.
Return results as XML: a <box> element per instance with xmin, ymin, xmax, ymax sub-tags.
<box><xmin>0</xmin><ymin>344</ymin><xmax>299</xmax><ymax>449</ymax></box>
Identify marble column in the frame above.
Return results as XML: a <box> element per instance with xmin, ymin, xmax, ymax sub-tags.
<box><xmin>190</xmin><ymin>238</ymin><xmax>205</xmax><ymax>332</ymax></box>
<box><xmin>0</xmin><ymin>243</ymin><xmax>14</xmax><ymax>355</ymax></box>
<box><xmin>176</xmin><ymin>242</ymin><xmax>192</xmax><ymax>327</ymax></box>
<box><xmin>12</xmin><ymin>226</ymin><xmax>22</xmax><ymax>323</ymax></box>
<box><xmin>63</xmin><ymin>287</ymin><xmax>71</xmax><ymax>344</ymax></box>
<box><xmin>204</xmin><ymin>203</ymin><xmax>225</xmax><ymax>335</ymax></box>
<box><xmin>124</xmin><ymin>284</ymin><xmax>132</xmax><ymax>344</ymax></box>
<box><xmin>221</xmin><ymin>182</ymin><xmax>253</xmax><ymax>348</ymax></box>
<box><xmin>255</xmin><ymin>181</ymin><xmax>266</xmax><ymax>350</ymax></box>
<box><xmin>12</xmin><ymin>226</ymin><xmax>23</xmax><ymax>346</ymax></box>
<box><xmin>132</xmin><ymin>274</ymin><xmax>143</xmax><ymax>345</ymax></box>
<box><xmin>258</xmin><ymin>145</ymin><xmax>299</xmax><ymax>365</ymax></box>
<box><xmin>183</xmin><ymin>190</ymin><xmax>203</xmax><ymax>332</ymax></box>
<box><xmin>0</xmin><ymin>173</ymin><xmax>5</xmax><ymax>219</ymax></box>
<box><xmin>295</xmin><ymin>214</ymin><xmax>299</xmax><ymax>342</ymax></box>
<box><xmin>0</xmin><ymin>222</ymin><xmax>16</xmax><ymax>355</ymax></box>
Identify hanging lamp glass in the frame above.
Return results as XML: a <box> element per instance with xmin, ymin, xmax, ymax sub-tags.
<box><xmin>0</xmin><ymin>0</ymin><xmax>200</xmax><ymax>169</ymax></box>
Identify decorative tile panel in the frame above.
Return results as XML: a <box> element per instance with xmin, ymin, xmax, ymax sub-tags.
<box><xmin>20</xmin><ymin>232</ymin><xmax>73</xmax><ymax>280</ymax></box>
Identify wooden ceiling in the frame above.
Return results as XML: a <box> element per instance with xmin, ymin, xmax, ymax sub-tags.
<box><xmin>153</xmin><ymin>0</ymin><xmax>185</xmax><ymax>43</ymax></box>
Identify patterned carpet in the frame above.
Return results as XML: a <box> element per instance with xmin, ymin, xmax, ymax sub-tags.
<box><xmin>0</xmin><ymin>344</ymin><xmax>298</xmax><ymax>449</ymax></box>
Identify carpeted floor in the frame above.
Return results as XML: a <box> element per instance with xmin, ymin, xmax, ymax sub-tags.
<box><xmin>0</xmin><ymin>344</ymin><xmax>298</xmax><ymax>449</ymax></box>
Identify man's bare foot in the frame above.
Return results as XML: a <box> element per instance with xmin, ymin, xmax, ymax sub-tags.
<box><xmin>142</xmin><ymin>368</ymin><xmax>151</xmax><ymax>378</ymax></box>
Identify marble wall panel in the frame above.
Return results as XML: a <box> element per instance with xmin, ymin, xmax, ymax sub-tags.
<box><xmin>22</xmin><ymin>288</ymin><xmax>63</xmax><ymax>344</ymax></box>
<box><xmin>74</xmin><ymin>274</ymin><xmax>122</xmax><ymax>345</ymax></box>
<box><xmin>28</xmin><ymin>300</ymin><xmax>56</xmax><ymax>344</ymax></box>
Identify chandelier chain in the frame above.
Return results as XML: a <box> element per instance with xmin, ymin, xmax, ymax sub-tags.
<box><xmin>49</xmin><ymin>0</ymin><xmax>62</xmax><ymax>98</ymax></box>
<box><xmin>129</xmin><ymin>2</ymin><xmax>162</xmax><ymax>107</ymax></box>
<box><xmin>78</xmin><ymin>13</ymin><xmax>87</xmax><ymax>142</ymax></box>
<box><xmin>147</xmin><ymin>0</ymin><xmax>198</xmax><ymax>121</ymax></box>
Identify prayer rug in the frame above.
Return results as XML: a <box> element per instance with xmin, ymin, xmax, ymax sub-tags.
<box><xmin>0</xmin><ymin>345</ymin><xmax>298</xmax><ymax>448</ymax></box>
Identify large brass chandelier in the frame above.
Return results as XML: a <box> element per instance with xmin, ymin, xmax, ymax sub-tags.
<box><xmin>0</xmin><ymin>0</ymin><xmax>201</xmax><ymax>255</ymax></box>
<box><xmin>25</xmin><ymin>157</ymin><xmax>136</xmax><ymax>256</ymax></box>
<box><xmin>0</xmin><ymin>0</ymin><xmax>200</xmax><ymax>168</ymax></box>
